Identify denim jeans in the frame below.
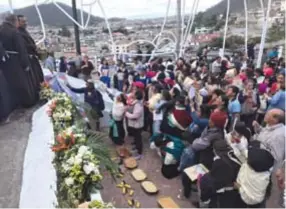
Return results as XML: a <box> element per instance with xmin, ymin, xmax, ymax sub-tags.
<box><xmin>117</xmin><ymin>80</ymin><xmax>124</xmax><ymax>91</ymax></box>
<box><xmin>153</xmin><ymin>120</ymin><xmax>162</xmax><ymax>134</ymax></box>
<box><xmin>178</xmin><ymin>146</ymin><xmax>197</xmax><ymax>172</ymax></box>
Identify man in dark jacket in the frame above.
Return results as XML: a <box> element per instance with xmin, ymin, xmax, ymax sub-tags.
<box><xmin>17</xmin><ymin>15</ymin><xmax>44</xmax><ymax>91</ymax></box>
<box><xmin>0</xmin><ymin>14</ymin><xmax>36</xmax><ymax>107</ymax></box>
<box><xmin>67</xmin><ymin>80</ymin><xmax>105</xmax><ymax>131</ymax></box>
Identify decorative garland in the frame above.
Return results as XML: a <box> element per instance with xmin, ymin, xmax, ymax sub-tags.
<box><xmin>40</xmin><ymin>82</ymin><xmax>116</xmax><ymax>208</ymax></box>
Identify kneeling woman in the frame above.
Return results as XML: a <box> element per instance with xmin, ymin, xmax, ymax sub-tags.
<box><xmin>109</xmin><ymin>93</ymin><xmax>127</xmax><ymax>146</ymax></box>
<box><xmin>154</xmin><ymin>134</ymin><xmax>185</xmax><ymax>179</ymax></box>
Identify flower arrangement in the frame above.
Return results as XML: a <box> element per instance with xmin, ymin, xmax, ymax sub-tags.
<box><xmin>52</xmin><ymin>127</ymin><xmax>77</xmax><ymax>152</ymax></box>
<box><xmin>40</xmin><ymin>81</ymin><xmax>55</xmax><ymax>100</ymax></box>
<box><xmin>47</xmin><ymin>93</ymin><xmax>75</xmax><ymax>131</ymax></box>
<box><xmin>58</xmin><ymin>145</ymin><xmax>103</xmax><ymax>202</ymax></box>
<box><xmin>44</xmin><ymin>89</ymin><xmax>118</xmax><ymax>208</ymax></box>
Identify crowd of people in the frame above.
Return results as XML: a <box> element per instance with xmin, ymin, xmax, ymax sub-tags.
<box><xmin>0</xmin><ymin>12</ymin><xmax>285</xmax><ymax>209</ymax></box>
<box><xmin>104</xmin><ymin>50</ymin><xmax>285</xmax><ymax>208</ymax></box>
<box><xmin>0</xmin><ymin>14</ymin><xmax>44</xmax><ymax>124</ymax></box>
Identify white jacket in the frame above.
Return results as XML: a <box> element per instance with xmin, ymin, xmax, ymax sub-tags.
<box><xmin>237</xmin><ymin>162</ymin><xmax>271</xmax><ymax>205</ymax></box>
<box><xmin>112</xmin><ymin>102</ymin><xmax>125</xmax><ymax>121</ymax></box>
<box><xmin>225</xmin><ymin>133</ymin><xmax>248</xmax><ymax>163</ymax></box>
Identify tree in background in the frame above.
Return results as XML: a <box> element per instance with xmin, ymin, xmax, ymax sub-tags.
<box><xmin>209</xmin><ymin>35</ymin><xmax>244</xmax><ymax>50</ymax></box>
<box><xmin>58</xmin><ymin>25</ymin><xmax>71</xmax><ymax>37</ymax></box>
<box><xmin>267</xmin><ymin>24</ymin><xmax>285</xmax><ymax>43</ymax></box>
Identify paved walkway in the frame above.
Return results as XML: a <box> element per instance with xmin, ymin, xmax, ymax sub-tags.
<box><xmin>101</xmin><ymin>132</ymin><xmax>196</xmax><ymax>208</ymax></box>
<box><xmin>0</xmin><ymin>108</ymin><xmax>36</xmax><ymax>208</ymax></box>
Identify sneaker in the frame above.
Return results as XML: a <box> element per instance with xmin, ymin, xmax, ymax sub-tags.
<box><xmin>134</xmin><ymin>155</ymin><xmax>142</xmax><ymax>160</ymax></box>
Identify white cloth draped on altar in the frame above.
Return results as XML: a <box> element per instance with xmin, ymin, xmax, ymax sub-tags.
<box><xmin>19</xmin><ymin>104</ymin><xmax>57</xmax><ymax>208</ymax></box>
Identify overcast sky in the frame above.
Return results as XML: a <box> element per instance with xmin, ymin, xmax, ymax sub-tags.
<box><xmin>0</xmin><ymin>0</ymin><xmax>221</xmax><ymax>18</ymax></box>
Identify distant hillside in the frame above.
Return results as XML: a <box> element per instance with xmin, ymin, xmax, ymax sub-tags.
<box><xmin>204</xmin><ymin>0</ymin><xmax>266</xmax><ymax>16</ymax></box>
<box><xmin>0</xmin><ymin>2</ymin><xmax>104</xmax><ymax>26</ymax></box>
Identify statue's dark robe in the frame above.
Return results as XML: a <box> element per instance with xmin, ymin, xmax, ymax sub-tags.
<box><xmin>0</xmin><ymin>22</ymin><xmax>36</xmax><ymax>107</ymax></box>
<box><xmin>0</xmin><ymin>69</ymin><xmax>13</xmax><ymax>120</ymax></box>
<box><xmin>18</xmin><ymin>26</ymin><xmax>44</xmax><ymax>90</ymax></box>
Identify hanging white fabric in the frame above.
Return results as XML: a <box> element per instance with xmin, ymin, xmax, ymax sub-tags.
<box><xmin>222</xmin><ymin>0</ymin><xmax>230</xmax><ymax>58</ymax></box>
<box><xmin>180</xmin><ymin>0</ymin><xmax>200</xmax><ymax>57</ymax></box>
<box><xmin>149</xmin><ymin>0</ymin><xmax>172</xmax><ymax>61</ymax></box>
<box><xmin>256</xmin><ymin>0</ymin><xmax>272</xmax><ymax>68</ymax></box>
<box><xmin>244</xmin><ymin>0</ymin><xmax>248</xmax><ymax>57</ymax></box>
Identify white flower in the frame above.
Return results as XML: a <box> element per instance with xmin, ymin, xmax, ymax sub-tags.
<box><xmin>74</xmin><ymin>133</ymin><xmax>84</xmax><ymax>138</ymax></box>
<box><xmin>67</xmin><ymin>156</ymin><xmax>75</xmax><ymax>165</ymax></box>
<box><xmin>65</xmin><ymin>127</ymin><xmax>73</xmax><ymax>135</ymax></box>
<box><xmin>74</xmin><ymin>155</ymin><xmax>83</xmax><ymax>165</ymax></box>
<box><xmin>78</xmin><ymin>146</ymin><xmax>89</xmax><ymax>156</ymax></box>
<box><xmin>83</xmin><ymin>162</ymin><xmax>96</xmax><ymax>175</ymax></box>
<box><xmin>65</xmin><ymin>177</ymin><xmax>74</xmax><ymax>186</ymax></box>
<box><xmin>62</xmin><ymin>163</ymin><xmax>70</xmax><ymax>172</ymax></box>
<box><xmin>93</xmin><ymin>166</ymin><xmax>100</xmax><ymax>175</ymax></box>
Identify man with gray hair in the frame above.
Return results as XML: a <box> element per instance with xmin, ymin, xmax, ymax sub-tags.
<box><xmin>0</xmin><ymin>14</ymin><xmax>36</xmax><ymax>107</ymax></box>
<box><xmin>253</xmin><ymin>108</ymin><xmax>285</xmax><ymax>169</ymax></box>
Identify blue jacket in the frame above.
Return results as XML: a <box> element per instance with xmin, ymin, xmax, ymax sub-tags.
<box><xmin>268</xmin><ymin>90</ymin><xmax>285</xmax><ymax>112</ymax></box>
<box><xmin>189</xmin><ymin>111</ymin><xmax>209</xmax><ymax>136</ymax></box>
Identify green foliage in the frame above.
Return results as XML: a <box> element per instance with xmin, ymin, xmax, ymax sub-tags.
<box><xmin>267</xmin><ymin>24</ymin><xmax>285</xmax><ymax>42</ymax></box>
<box><xmin>209</xmin><ymin>35</ymin><xmax>244</xmax><ymax>50</ymax></box>
<box><xmin>58</xmin><ymin>25</ymin><xmax>71</xmax><ymax>37</ymax></box>
<box><xmin>249</xmin><ymin>37</ymin><xmax>262</xmax><ymax>44</ymax></box>
<box><xmin>189</xmin><ymin>12</ymin><xmax>224</xmax><ymax>33</ymax></box>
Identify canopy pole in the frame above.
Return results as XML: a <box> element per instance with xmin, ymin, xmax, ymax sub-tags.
<box><xmin>222</xmin><ymin>0</ymin><xmax>230</xmax><ymax>58</ymax></box>
<box><xmin>244</xmin><ymin>0</ymin><xmax>248</xmax><ymax>57</ymax></box>
<box><xmin>8</xmin><ymin>0</ymin><xmax>13</xmax><ymax>14</ymax></box>
<box><xmin>256</xmin><ymin>0</ymin><xmax>272</xmax><ymax>68</ymax></box>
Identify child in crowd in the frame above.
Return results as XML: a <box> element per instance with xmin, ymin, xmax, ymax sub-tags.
<box><xmin>225</xmin><ymin>121</ymin><xmax>250</xmax><ymax>163</ymax></box>
<box><xmin>109</xmin><ymin>93</ymin><xmax>127</xmax><ymax>146</ymax></box>
<box><xmin>256</xmin><ymin>83</ymin><xmax>268</xmax><ymax>124</ymax></box>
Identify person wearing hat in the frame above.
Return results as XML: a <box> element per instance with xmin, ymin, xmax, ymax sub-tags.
<box><xmin>67</xmin><ymin>79</ymin><xmax>104</xmax><ymax>131</ymax></box>
<box><xmin>161</xmin><ymin>95</ymin><xmax>192</xmax><ymax>138</ymax></box>
<box><xmin>235</xmin><ymin>141</ymin><xmax>274</xmax><ymax>207</ymax></box>
<box><xmin>198</xmin><ymin>140</ymin><xmax>242</xmax><ymax>208</ymax></box>
<box><xmin>192</xmin><ymin>110</ymin><xmax>227</xmax><ymax>169</ymax></box>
